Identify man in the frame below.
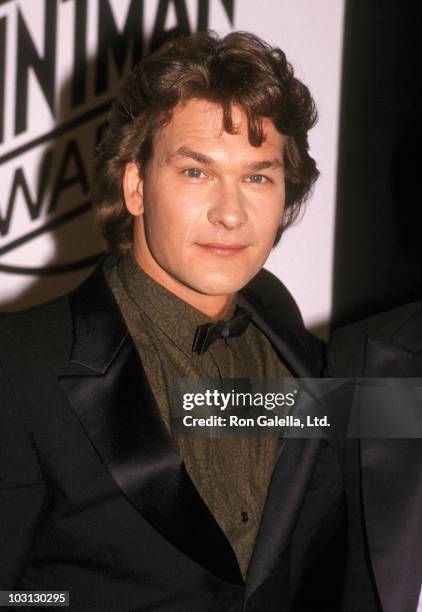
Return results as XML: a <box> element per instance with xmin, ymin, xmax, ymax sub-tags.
<box><xmin>0</xmin><ymin>32</ymin><xmax>343</xmax><ymax>611</ymax></box>
<box><xmin>326</xmin><ymin>302</ymin><xmax>422</xmax><ymax>612</ymax></box>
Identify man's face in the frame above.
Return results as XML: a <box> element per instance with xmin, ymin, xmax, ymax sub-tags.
<box><xmin>126</xmin><ymin>99</ymin><xmax>285</xmax><ymax>297</ymax></box>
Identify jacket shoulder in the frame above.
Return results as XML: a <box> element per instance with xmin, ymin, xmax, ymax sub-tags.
<box><xmin>327</xmin><ymin>301</ymin><xmax>422</xmax><ymax>376</ymax></box>
<box><xmin>0</xmin><ymin>294</ymin><xmax>73</xmax><ymax>371</ymax></box>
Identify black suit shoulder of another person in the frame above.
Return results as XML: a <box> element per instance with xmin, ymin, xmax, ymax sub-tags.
<box><xmin>325</xmin><ymin>300</ymin><xmax>422</xmax><ymax>612</ymax></box>
<box><xmin>326</xmin><ymin>300</ymin><xmax>422</xmax><ymax>377</ymax></box>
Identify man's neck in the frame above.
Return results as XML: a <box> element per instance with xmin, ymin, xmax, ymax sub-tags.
<box><xmin>131</xmin><ymin>250</ymin><xmax>235</xmax><ymax>321</ymax></box>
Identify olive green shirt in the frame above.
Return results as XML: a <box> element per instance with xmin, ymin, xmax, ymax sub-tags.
<box><xmin>108</xmin><ymin>254</ymin><xmax>292</xmax><ymax>578</ymax></box>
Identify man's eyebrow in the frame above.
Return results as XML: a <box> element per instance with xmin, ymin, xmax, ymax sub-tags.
<box><xmin>246</xmin><ymin>159</ymin><xmax>284</xmax><ymax>171</ymax></box>
<box><xmin>165</xmin><ymin>146</ymin><xmax>216</xmax><ymax>165</ymax></box>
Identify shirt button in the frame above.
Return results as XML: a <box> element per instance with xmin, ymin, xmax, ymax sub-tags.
<box><xmin>240</xmin><ymin>511</ymin><xmax>249</xmax><ymax>523</ymax></box>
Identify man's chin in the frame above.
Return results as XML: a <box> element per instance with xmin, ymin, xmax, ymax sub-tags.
<box><xmin>186</xmin><ymin>274</ymin><xmax>254</xmax><ymax>297</ymax></box>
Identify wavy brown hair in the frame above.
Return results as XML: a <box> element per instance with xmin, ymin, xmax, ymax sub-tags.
<box><xmin>92</xmin><ymin>31</ymin><xmax>319</xmax><ymax>252</ymax></box>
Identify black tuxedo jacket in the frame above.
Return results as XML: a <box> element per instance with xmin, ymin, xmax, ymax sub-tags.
<box><xmin>0</xmin><ymin>257</ymin><xmax>343</xmax><ymax>611</ymax></box>
<box><xmin>327</xmin><ymin>302</ymin><xmax>422</xmax><ymax>612</ymax></box>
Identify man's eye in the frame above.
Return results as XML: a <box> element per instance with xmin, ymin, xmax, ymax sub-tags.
<box><xmin>248</xmin><ymin>174</ymin><xmax>267</xmax><ymax>184</ymax></box>
<box><xmin>184</xmin><ymin>168</ymin><xmax>205</xmax><ymax>179</ymax></box>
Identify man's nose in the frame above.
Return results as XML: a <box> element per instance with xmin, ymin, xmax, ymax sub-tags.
<box><xmin>207</xmin><ymin>181</ymin><xmax>248</xmax><ymax>229</ymax></box>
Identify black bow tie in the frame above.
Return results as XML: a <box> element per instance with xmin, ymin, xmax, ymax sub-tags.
<box><xmin>192</xmin><ymin>307</ymin><xmax>252</xmax><ymax>355</ymax></box>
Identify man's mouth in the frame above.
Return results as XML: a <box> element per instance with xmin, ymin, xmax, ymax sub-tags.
<box><xmin>196</xmin><ymin>243</ymin><xmax>249</xmax><ymax>256</ymax></box>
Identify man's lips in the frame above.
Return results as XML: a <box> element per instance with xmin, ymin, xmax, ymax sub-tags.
<box><xmin>196</xmin><ymin>242</ymin><xmax>249</xmax><ymax>256</ymax></box>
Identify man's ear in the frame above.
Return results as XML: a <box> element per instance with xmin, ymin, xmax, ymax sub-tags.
<box><xmin>123</xmin><ymin>162</ymin><xmax>144</xmax><ymax>216</ymax></box>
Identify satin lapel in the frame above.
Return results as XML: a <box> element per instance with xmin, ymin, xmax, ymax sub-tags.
<box><xmin>237</xmin><ymin>290</ymin><xmax>325</xmax><ymax>599</ymax></box>
<box><xmin>245</xmin><ymin>435</ymin><xmax>323</xmax><ymax>600</ymax></box>
<box><xmin>59</xmin><ymin>258</ymin><xmax>242</xmax><ymax>585</ymax></box>
<box><xmin>361</xmin><ymin>334</ymin><xmax>422</xmax><ymax>612</ymax></box>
